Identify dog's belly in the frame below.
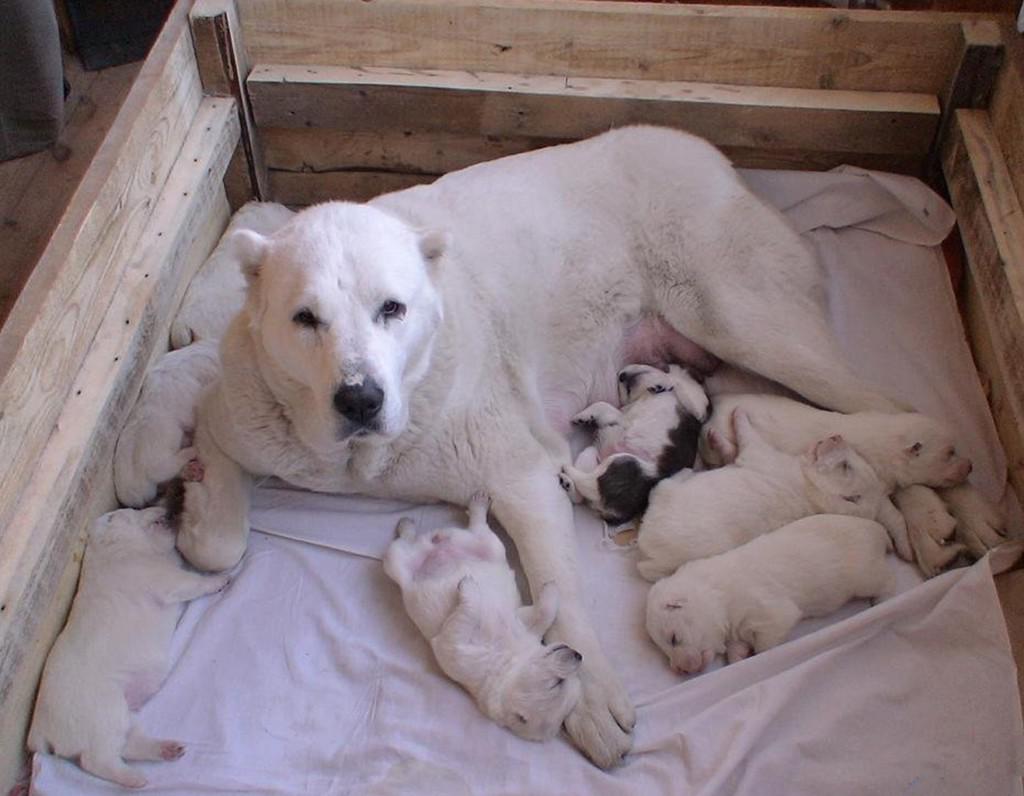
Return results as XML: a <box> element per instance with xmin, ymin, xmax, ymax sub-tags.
<box><xmin>541</xmin><ymin>315</ymin><xmax>716</xmax><ymax>435</ymax></box>
<box><xmin>620</xmin><ymin>315</ymin><xmax>717</xmax><ymax>374</ymax></box>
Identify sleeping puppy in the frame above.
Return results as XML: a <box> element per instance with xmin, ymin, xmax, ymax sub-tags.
<box><xmin>383</xmin><ymin>494</ymin><xmax>582</xmax><ymax>741</ymax></box>
<box><xmin>28</xmin><ymin>507</ymin><xmax>230</xmax><ymax>788</ymax></box>
<box><xmin>114</xmin><ymin>340</ymin><xmax>220</xmax><ymax>508</ymax></box>
<box><xmin>646</xmin><ymin>514</ymin><xmax>892</xmax><ymax>674</ymax></box>
<box><xmin>697</xmin><ymin>393</ymin><xmax>991</xmax><ymax>574</ymax></box>
<box><xmin>699</xmin><ymin>393</ymin><xmax>971</xmax><ymax>490</ymax></box>
<box><xmin>559</xmin><ymin>364</ymin><xmax>708</xmax><ymax>525</ymax></box>
<box><xmin>637</xmin><ymin>410</ymin><xmax>900</xmax><ymax>581</ymax></box>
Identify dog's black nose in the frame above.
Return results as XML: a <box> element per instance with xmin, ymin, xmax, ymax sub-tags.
<box><xmin>333</xmin><ymin>378</ymin><xmax>384</xmax><ymax>425</ymax></box>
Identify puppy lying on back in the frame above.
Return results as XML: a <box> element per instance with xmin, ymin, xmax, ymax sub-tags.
<box><xmin>383</xmin><ymin>495</ymin><xmax>582</xmax><ymax>741</ymax></box>
<box><xmin>646</xmin><ymin>514</ymin><xmax>892</xmax><ymax>674</ymax></box>
<box><xmin>637</xmin><ymin>410</ymin><xmax>899</xmax><ymax>581</ymax></box>
<box><xmin>28</xmin><ymin>507</ymin><xmax>230</xmax><ymax>789</ymax></box>
<box><xmin>114</xmin><ymin>341</ymin><xmax>220</xmax><ymax>508</ymax></box>
<box><xmin>559</xmin><ymin>364</ymin><xmax>708</xmax><ymax>525</ymax></box>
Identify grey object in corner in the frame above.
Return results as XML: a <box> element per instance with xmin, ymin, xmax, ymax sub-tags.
<box><xmin>0</xmin><ymin>0</ymin><xmax>64</xmax><ymax>162</ymax></box>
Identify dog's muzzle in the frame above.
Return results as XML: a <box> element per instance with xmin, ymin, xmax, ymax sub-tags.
<box><xmin>333</xmin><ymin>378</ymin><xmax>384</xmax><ymax>427</ymax></box>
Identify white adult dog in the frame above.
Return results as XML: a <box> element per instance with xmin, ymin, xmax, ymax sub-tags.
<box><xmin>646</xmin><ymin>514</ymin><xmax>892</xmax><ymax>675</ymax></box>
<box><xmin>383</xmin><ymin>495</ymin><xmax>582</xmax><ymax>740</ymax></box>
<box><xmin>175</xmin><ymin>126</ymin><xmax>927</xmax><ymax>766</ymax></box>
<box><xmin>28</xmin><ymin>507</ymin><xmax>229</xmax><ymax>788</ymax></box>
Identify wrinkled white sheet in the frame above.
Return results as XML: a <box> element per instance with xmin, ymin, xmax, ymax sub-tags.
<box><xmin>31</xmin><ymin>167</ymin><xmax>1024</xmax><ymax>795</ymax></box>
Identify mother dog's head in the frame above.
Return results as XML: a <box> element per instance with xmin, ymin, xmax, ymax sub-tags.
<box><xmin>229</xmin><ymin>202</ymin><xmax>446</xmax><ymax>450</ymax></box>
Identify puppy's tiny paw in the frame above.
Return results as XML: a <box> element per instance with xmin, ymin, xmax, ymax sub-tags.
<box><xmin>160</xmin><ymin>742</ymin><xmax>186</xmax><ymax>761</ymax></box>
<box><xmin>468</xmin><ymin>491</ymin><xmax>490</xmax><ymax>510</ymax></box>
<box><xmin>571</xmin><ymin>412</ymin><xmax>597</xmax><ymax>427</ymax></box>
<box><xmin>181</xmin><ymin>457</ymin><xmax>205</xmax><ymax>482</ymax></box>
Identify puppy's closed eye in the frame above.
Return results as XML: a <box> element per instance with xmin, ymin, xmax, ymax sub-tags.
<box><xmin>842</xmin><ymin>494</ymin><xmax>861</xmax><ymax>504</ymax></box>
<box><xmin>516</xmin><ymin>713</ymin><xmax>528</xmax><ymax>724</ymax></box>
<box><xmin>670</xmin><ymin>633</ymin><xmax>680</xmax><ymax>647</ymax></box>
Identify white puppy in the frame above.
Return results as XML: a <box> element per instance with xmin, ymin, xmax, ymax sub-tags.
<box><xmin>383</xmin><ymin>495</ymin><xmax>583</xmax><ymax>741</ymax></box>
<box><xmin>114</xmin><ymin>340</ymin><xmax>220</xmax><ymax>508</ymax></box>
<box><xmin>699</xmin><ymin>393</ymin><xmax>971</xmax><ymax>489</ymax></box>
<box><xmin>559</xmin><ymin>364</ymin><xmax>708</xmax><ymax>524</ymax></box>
<box><xmin>637</xmin><ymin>410</ymin><xmax>899</xmax><ymax>581</ymax></box>
<box><xmin>170</xmin><ymin>201</ymin><xmax>294</xmax><ymax>348</ymax></box>
<box><xmin>646</xmin><ymin>514</ymin><xmax>892</xmax><ymax>674</ymax></box>
<box><xmin>28</xmin><ymin>507</ymin><xmax>230</xmax><ymax>788</ymax></box>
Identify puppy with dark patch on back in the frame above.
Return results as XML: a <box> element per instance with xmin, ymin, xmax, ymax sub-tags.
<box><xmin>560</xmin><ymin>364</ymin><xmax>706</xmax><ymax>524</ymax></box>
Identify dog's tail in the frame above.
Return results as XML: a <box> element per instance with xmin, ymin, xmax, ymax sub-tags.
<box><xmin>395</xmin><ymin>517</ymin><xmax>416</xmax><ymax>540</ymax></box>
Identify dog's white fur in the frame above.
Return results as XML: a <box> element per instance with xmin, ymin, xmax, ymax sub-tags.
<box><xmin>383</xmin><ymin>495</ymin><xmax>582</xmax><ymax>740</ymax></box>
<box><xmin>646</xmin><ymin>514</ymin><xmax>892</xmax><ymax>674</ymax></box>
<box><xmin>27</xmin><ymin>508</ymin><xmax>229</xmax><ymax>788</ymax></box>
<box><xmin>114</xmin><ymin>341</ymin><xmax>220</xmax><ymax>507</ymax></box>
<box><xmin>175</xmin><ymin>126</ymin><xmax>905</xmax><ymax>766</ymax></box>
<box><xmin>170</xmin><ymin>201</ymin><xmax>294</xmax><ymax>348</ymax></box>
<box><xmin>637</xmin><ymin>410</ymin><xmax>899</xmax><ymax>581</ymax></box>
<box><xmin>559</xmin><ymin>364</ymin><xmax>706</xmax><ymax>521</ymax></box>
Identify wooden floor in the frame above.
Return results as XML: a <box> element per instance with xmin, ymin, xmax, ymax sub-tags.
<box><xmin>0</xmin><ymin>55</ymin><xmax>140</xmax><ymax>329</ymax></box>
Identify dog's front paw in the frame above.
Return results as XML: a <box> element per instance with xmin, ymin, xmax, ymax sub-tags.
<box><xmin>908</xmin><ymin>524</ymin><xmax>966</xmax><ymax>578</ymax></box>
<box><xmin>942</xmin><ymin>484</ymin><xmax>1008</xmax><ymax>559</ymax></box>
<box><xmin>563</xmin><ymin>660</ymin><xmax>635</xmax><ymax>768</ymax></box>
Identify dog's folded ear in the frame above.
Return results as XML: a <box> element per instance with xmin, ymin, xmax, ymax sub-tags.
<box><xmin>227</xmin><ymin>229</ymin><xmax>270</xmax><ymax>285</ymax></box>
<box><xmin>418</xmin><ymin>229</ymin><xmax>449</xmax><ymax>267</ymax></box>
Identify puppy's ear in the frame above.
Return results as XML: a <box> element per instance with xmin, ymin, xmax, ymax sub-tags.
<box><xmin>418</xmin><ymin>229</ymin><xmax>449</xmax><ymax>268</ymax></box>
<box><xmin>228</xmin><ymin>229</ymin><xmax>270</xmax><ymax>286</ymax></box>
<box><xmin>517</xmin><ymin>581</ymin><xmax>559</xmax><ymax>638</ymax></box>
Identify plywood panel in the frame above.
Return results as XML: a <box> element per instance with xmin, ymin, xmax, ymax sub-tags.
<box><xmin>942</xmin><ymin>109</ymin><xmax>1024</xmax><ymax>505</ymax></box>
<box><xmin>237</xmin><ymin>0</ymin><xmax>967</xmax><ymax>93</ymax></box>
<box><xmin>249</xmin><ymin>64</ymin><xmax>939</xmax><ymax>159</ymax></box>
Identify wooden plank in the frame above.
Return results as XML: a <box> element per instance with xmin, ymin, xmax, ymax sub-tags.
<box><xmin>0</xmin><ymin>98</ymin><xmax>238</xmax><ymax>788</ymax></box>
<box><xmin>989</xmin><ymin>22</ymin><xmax>1024</xmax><ymax>212</ymax></box>
<box><xmin>190</xmin><ymin>0</ymin><xmax>268</xmax><ymax>202</ymax></box>
<box><xmin>0</xmin><ymin>6</ymin><xmax>202</xmax><ymax>555</ymax></box>
<box><xmin>269</xmin><ymin>169</ymin><xmax>436</xmax><ymax>205</ymax></box>
<box><xmin>930</xmin><ymin>20</ymin><xmax>1005</xmax><ymax>182</ymax></box>
<box><xmin>248</xmin><ymin>65</ymin><xmax>940</xmax><ymax>161</ymax></box>
<box><xmin>236</xmin><ymin>0</ymin><xmax>970</xmax><ymax>94</ymax></box>
<box><xmin>266</xmin><ymin>138</ymin><xmax>924</xmax><ymax>207</ymax></box>
<box><xmin>942</xmin><ymin>108</ymin><xmax>1024</xmax><ymax>505</ymax></box>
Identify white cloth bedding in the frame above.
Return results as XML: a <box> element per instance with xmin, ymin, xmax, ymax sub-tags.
<box><xmin>31</xmin><ymin>167</ymin><xmax>1024</xmax><ymax>795</ymax></box>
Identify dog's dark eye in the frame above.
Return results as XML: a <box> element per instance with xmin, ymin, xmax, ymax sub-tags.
<box><xmin>379</xmin><ymin>300</ymin><xmax>406</xmax><ymax>321</ymax></box>
<box><xmin>909</xmin><ymin>442</ymin><xmax>923</xmax><ymax>456</ymax></box>
<box><xmin>292</xmin><ymin>308</ymin><xmax>320</xmax><ymax>328</ymax></box>
<box><xmin>843</xmin><ymin>494</ymin><xmax>861</xmax><ymax>504</ymax></box>
<box><xmin>648</xmin><ymin>384</ymin><xmax>669</xmax><ymax>394</ymax></box>
<box><xmin>550</xmin><ymin>677</ymin><xmax>565</xmax><ymax>689</ymax></box>
<box><xmin>670</xmin><ymin>633</ymin><xmax>680</xmax><ymax>647</ymax></box>
<box><xmin>516</xmin><ymin>713</ymin><xmax>528</xmax><ymax>724</ymax></box>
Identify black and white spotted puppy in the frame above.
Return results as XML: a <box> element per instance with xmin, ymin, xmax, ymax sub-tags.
<box><xmin>559</xmin><ymin>364</ymin><xmax>708</xmax><ymax>525</ymax></box>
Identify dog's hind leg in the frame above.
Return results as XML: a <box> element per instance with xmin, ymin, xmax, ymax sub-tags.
<box><xmin>80</xmin><ymin>745</ymin><xmax>147</xmax><ymax>789</ymax></box>
<box><xmin>123</xmin><ymin>726</ymin><xmax>185</xmax><ymax>762</ymax></box>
